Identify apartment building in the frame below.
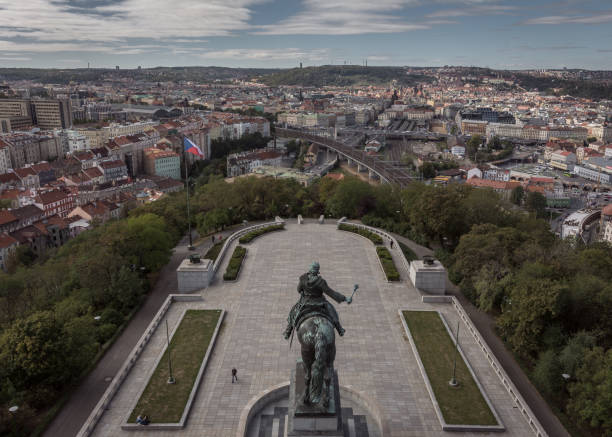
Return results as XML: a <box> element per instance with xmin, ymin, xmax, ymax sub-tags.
<box><xmin>143</xmin><ymin>147</ymin><xmax>181</xmax><ymax>180</ymax></box>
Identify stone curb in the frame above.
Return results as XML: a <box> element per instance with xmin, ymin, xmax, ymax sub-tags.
<box><xmin>398</xmin><ymin>309</ymin><xmax>505</xmax><ymax>432</ymax></box>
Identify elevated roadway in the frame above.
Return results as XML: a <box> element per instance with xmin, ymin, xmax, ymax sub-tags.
<box><xmin>276</xmin><ymin>128</ymin><xmax>415</xmax><ymax>187</ymax></box>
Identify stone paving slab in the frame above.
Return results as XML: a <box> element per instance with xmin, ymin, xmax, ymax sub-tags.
<box><xmin>90</xmin><ymin>223</ymin><xmax>533</xmax><ymax>437</ymax></box>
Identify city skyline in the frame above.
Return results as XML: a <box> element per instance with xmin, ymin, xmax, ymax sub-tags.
<box><xmin>0</xmin><ymin>0</ymin><xmax>611</xmax><ymax>70</ymax></box>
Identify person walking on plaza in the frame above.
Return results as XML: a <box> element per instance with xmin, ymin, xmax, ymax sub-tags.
<box><xmin>232</xmin><ymin>368</ymin><xmax>238</xmax><ymax>383</ymax></box>
<box><xmin>211</xmin><ymin>235</ymin><xmax>215</xmax><ymax>244</ymax></box>
<box><xmin>390</xmin><ymin>240</ymin><xmax>394</xmax><ymax>249</ymax></box>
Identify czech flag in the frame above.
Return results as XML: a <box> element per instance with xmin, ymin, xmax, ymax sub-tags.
<box><xmin>184</xmin><ymin>137</ymin><xmax>204</xmax><ymax>157</ymax></box>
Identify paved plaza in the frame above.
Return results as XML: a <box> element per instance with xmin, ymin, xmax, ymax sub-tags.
<box><xmin>90</xmin><ymin>223</ymin><xmax>535</xmax><ymax>437</ymax></box>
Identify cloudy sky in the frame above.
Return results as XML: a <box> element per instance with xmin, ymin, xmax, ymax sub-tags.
<box><xmin>0</xmin><ymin>0</ymin><xmax>611</xmax><ymax>69</ymax></box>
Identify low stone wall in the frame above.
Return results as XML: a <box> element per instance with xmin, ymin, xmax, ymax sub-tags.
<box><xmin>399</xmin><ymin>309</ymin><xmax>505</xmax><ymax>433</ymax></box>
<box><xmin>448</xmin><ymin>297</ymin><xmax>548</xmax><ymax>437</ymax></box>
<box><xmin>76</xmin><ymin>294</ymin><xmax>203</xmax><ymax>437</ymax></box>
<box><xmin>422</xmin><ymin>295</ymin><xmax>453</xmax><ymax>304</ymax></box>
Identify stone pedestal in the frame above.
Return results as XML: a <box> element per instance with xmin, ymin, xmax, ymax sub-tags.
<box><xmin>288</xmin><ymin>360</ymin><xmax>343</xmax><ymax>436</ymax></box>
<box><xmin>409</xmin><ymin>259</ymin><xmax>446</xmax><ymax>294</ymax></box>
<box><xmin>176</xmin><ymin>258</ymin><xmax>213</xmax><ymax>293</ymax></box>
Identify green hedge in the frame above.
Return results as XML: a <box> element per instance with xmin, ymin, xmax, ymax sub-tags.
<box><xmin>376</xmin><ymin>246</ymin><xmax>400</xmax><ymax>281</ymax></box>
<box><xmin>398</xmin><ymin>241</ymin><xmax>418</xmax><ymax>262</ymax></box>
<box><xmin>223</xmin><ymin>246</ymin><xmax>247</xmax><ymax>280</ymax></box>
<box><xmin>238</xmin><ymin>224</ymin><xmax>284</xmax><ymax>243</ymax></box>
<box><xmin>204</xmin><ymin>239</ymin><xmax>224</xmax><ymax>261</ymax></box>
<box><xmin>338</xmin><ymin>223</ymin><xmax>383</xmax><ymax>245</ymax></box>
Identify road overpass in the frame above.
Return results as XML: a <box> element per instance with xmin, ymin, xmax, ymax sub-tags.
<box><xmin>276</xmin><ymin>128</ymin><xmax>415</xmax><ymax>187</ymax></box>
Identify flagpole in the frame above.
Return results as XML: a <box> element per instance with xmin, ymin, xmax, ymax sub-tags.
<box><xmin>183</xmin><ymin>135</ymin><xmax>194</xmax><ymax>250</ymax></box>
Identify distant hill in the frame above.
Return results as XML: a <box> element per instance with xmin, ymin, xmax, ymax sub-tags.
<box><xmin>0</xmin><ymin>66</ymin><xmax>282</xmax><ymax>84</ymax></box>
<box><xmin>256</xmin><ymin>65</ymin><xmax>435</xmax><ymax>87</ymax></box>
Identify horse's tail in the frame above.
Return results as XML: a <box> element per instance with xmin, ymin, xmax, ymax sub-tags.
<box><xmin>310</xmin><ymin>319</ymin><xmax>335</xmax><ymax>404</ymax></box>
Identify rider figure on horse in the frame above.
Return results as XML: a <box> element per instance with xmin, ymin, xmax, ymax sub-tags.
<box><xmin>284</xmin><ymin>262</ymin><xmax>350</xmax><ymax>340</ymax></box>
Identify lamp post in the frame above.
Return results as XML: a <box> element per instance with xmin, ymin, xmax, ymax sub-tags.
<box><xmin>166</xmin><ymin>319</ymin><xmax>175</xmax><ymax>384</ymax></box>
<box><xmin>449</xmin><ymin>321</ymin><xmax>460</xmax><ymax>387</ymax></box>
<box><xmin>8</xmin><ymin>405</ymin><xmax>18</xmax><ymax>435</ymax></box>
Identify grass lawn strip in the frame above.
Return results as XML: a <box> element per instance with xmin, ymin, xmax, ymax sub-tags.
<box><xmin>128</xmin><ymin>309</ymin><xmax>222</xmax><ymax>424</ymax></box>
<box><xmin>338</xmin><ymin>223</ymin><xmax>383</xmax><ymax>245</ymax></box>
<box><xmin>402</xmin><ymin>311</ymin><xmax>498</xmax><ymax>426</ymax></box>
<box><xmin>238</xmin><ymin>224</ymin><xmax>284</xmax><ymax>243</ymax></box>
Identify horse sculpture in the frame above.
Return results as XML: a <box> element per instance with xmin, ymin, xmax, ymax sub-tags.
<box><xmin>284</xmin><ymin>262</ymin><xmax>358</xmax><ymax>412</ymax></box>
<box><xmin>296</xmin><ymin>315</ymin><xmax>336</xmax><ymax>409</ymax></box>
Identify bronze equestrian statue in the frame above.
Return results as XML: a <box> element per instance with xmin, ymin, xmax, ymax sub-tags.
<box><xmin>284</xmin><ymin>262</ymin><xmax>357</xmax><ymax>411</ymax></box>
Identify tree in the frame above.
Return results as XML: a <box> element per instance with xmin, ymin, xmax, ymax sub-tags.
<box><xmin>421</xmin><ymin>162</ymin><xmax>436</xmax><ymax>179</ymax></box>
<box><xmin>567</xmin><ymin>347</ymin><xmax>612</xmax><ymax>435</ymax></box>
<box><xmin>497</xmin><ymin>264</ymin><xmax>567</xmax><ymax>361</ymax></box>
<box><xmin>466</xmin><ymin>134</ymin><xmax>482</xmax><ymax>161</ymax></box>
<box><xmin>0</xmin><ymin>311</ymin><xmax>73</xmax><ymax>391</ymax></box>
<box><xmin>510</xmin><ymin>185</ymin><xmax>524</xmax><ymax>206</ymax></box>
<box><xmin>409</xmin><ymin>185</ymin><xmax>469</xmax><ymax>247</ymax></box>
<box><xmin>489</xmin><ymin>136</ymin><xmax>502</xmax><ymax>150</ymax></box>
<box><xmin>117</xmin><ymin>214</ymin><xmax>173</xmax><ymax>272</ymax></box>
<box><xmin>525</xmin><ymin>191</ymin><xmax>547</xmax><ymax>218</ymax></box>
<box><xmin>325</xmin><ymin>177</ymin><xmax>374</xmax><ymax>218</ymax></box>
<box><xmin>559</xmin><ymin>331</ymin><xmax>596</xmax><ymax>376</ymax></box>
<box><xmin>197</xmin><ymin>208</ymin><xmax>230</xmax><ymax>234</ymax></box>
<box><xmin>532</xmin><ymin>349</ymin><xmax>564</xmax><ymax>398</ymax></box>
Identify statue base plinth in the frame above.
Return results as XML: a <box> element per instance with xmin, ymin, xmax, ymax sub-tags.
<box><xmin>288</xmin><ymin>359</ymin><xmax>343</xmax><ymax>436</ymax></box>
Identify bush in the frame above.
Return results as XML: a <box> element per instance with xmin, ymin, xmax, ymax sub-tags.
<box><xmin>376</xmin><ymin>247</ymin><xmax>400</xmax><ymax>281</ymax></box>
<box><xmin>398</xmin><ymin>242</ymin><xmax>418</xmax><ymax>262</ymax></box>
<box><xmin>238</xmin><ymin>224</ymin><xmax>284</xmax><ymax>243</ymax></box>
<box><xmin>96</xmin><ymin>323</ymin><xmax>118</xmax><ymax>344</ymax></box>
<box><xmin>204</xmin><ymin>239</ymin><xmax>224</xmax><ymax>261</ymax></box>
<box><xmin>223</xmin><ymin>246</ymin><xmax>247</xmax><ymax>281</ymax></box>
<box><xmin>338</xmin><ymin>224</ymin><xmax>383</xmax><ymax>245</ymax></box>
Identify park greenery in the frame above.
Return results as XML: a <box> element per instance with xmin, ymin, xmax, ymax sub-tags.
<box><xmin>0</xmin><ymin>155</ymin><xmax>610</xmax><ymax>435</ymax></box>
<box><xmin>403</xmin><ymin>311</ymin><xmax>498</xmax><ymax>426</ymax></box>
<box><xmin>223</xmin><ymin>246</ymin><xmax>247</xmax><ymax>281</ymax></box>
<box><xmin>238</xmin><ymin>224</ymin><xmax>285</xmax><ymax>244</ymax></box>
<box><xmin>338</xmin><ymin>223</ymin><xmax>383</xmax><ymax>245</ymax></box>
<box><xmin>203</xmin><ymin>239</ymin><xmax>225</xmax><ymax>261</ymax></box>
<box><xmin>0</xmin><ymin>213</ymin><xmax>176</xmax><ymax>435</ymax></box>
<box><xmin>376</xmin><ymin>247</ymin><xmax>400</xmax><ymax>281</ymax></box>
<box><xmin>128</xmin><ymin>309</ymin><xmax>221</xmax><ymax>423</ymax></box>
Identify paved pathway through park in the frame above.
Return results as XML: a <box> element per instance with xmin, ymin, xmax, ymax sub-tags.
<box><xmin>88</xmin><ymin>223</ymin><xmax>538</xmax><ymax>437</ymax></box>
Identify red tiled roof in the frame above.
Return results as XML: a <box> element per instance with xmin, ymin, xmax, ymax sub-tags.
<box><xmin>14</xmin><ymin>167</ymin><xmax>37</xmax><ymax>178</ymax></box>
<box><xmin>0</xmin><ymin>172</ymin><xmax>20</xmax><ymax>184</ymax></box>
<box><xmin>84</xmin><ymin>167</ymin><xmax>103</xmax><ymax>178</ymax></box>
<box><xmin>0</xmin><ymin>210</ymin><xmax>18</xmax><ymax>226</ymax></box>
<box><xmin>36</xmin><ymin>189</ymin><xmax>70</xmax><ymax>205</ymax></box>
<box><xmin>30</xmin><ymin>162</ymin><xmax>52</xmax><ymax>173</ymax></box>
<box><xmin>0</xmin><ymin>232</ymin><xmax>18</xmax><ymax>249</ymax></box>
<box><xmin>99</xmin><ymin>160</ymin><xmax>126</xmax><ymax>169</ymax></box>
